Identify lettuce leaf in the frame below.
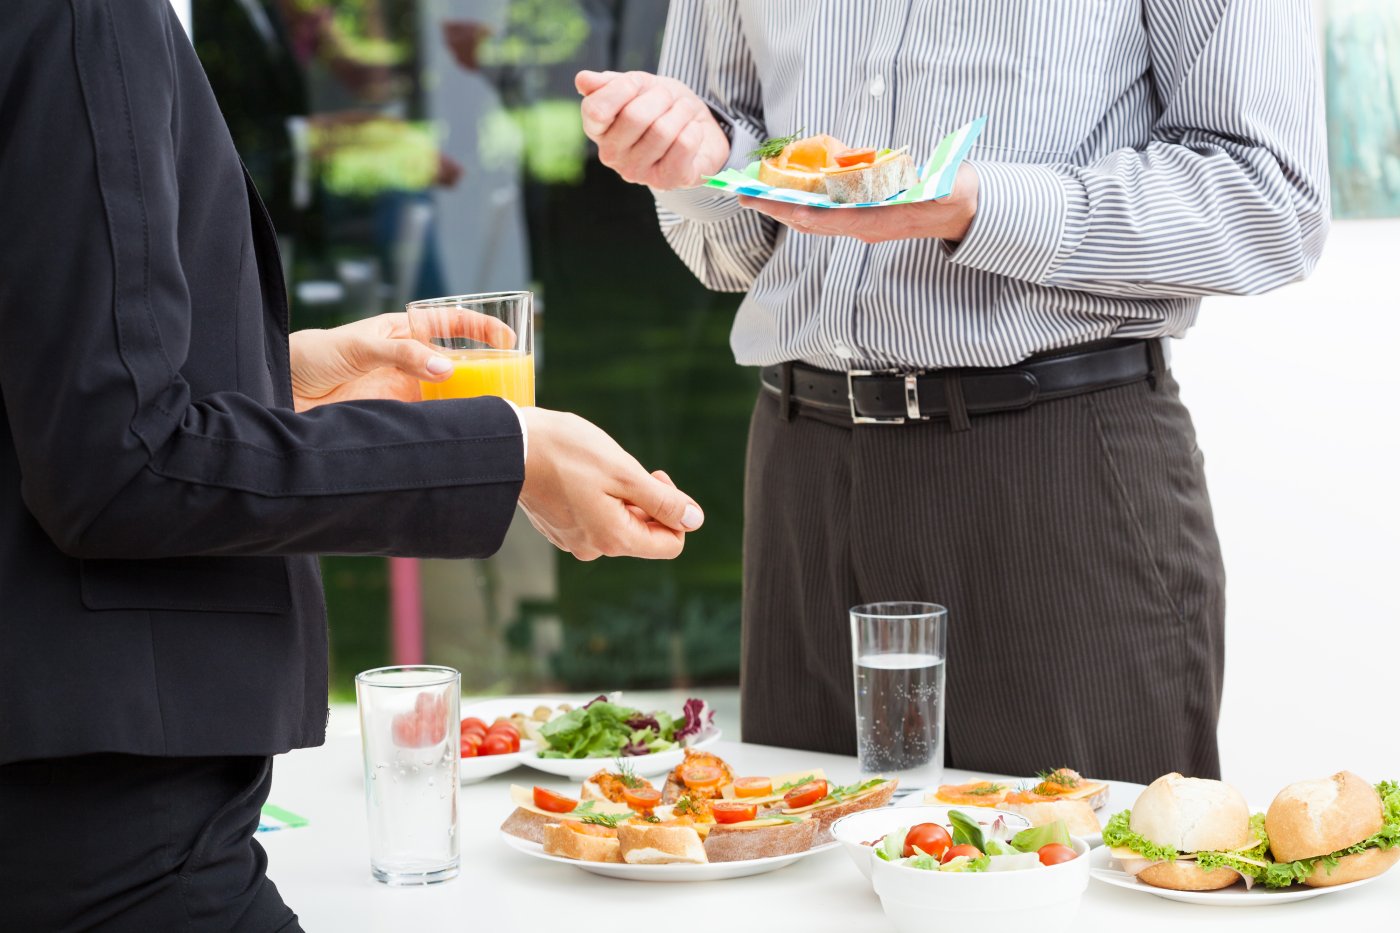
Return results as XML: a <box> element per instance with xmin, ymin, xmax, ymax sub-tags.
<box><xmin>1102</xmin><ymin>809</ymin><xmax>1177</xmax><ymax>862</ymax></box>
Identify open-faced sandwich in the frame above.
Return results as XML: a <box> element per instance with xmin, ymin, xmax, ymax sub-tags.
<box><xmin>752</xmin><ymin>131</ymin><xmax>919</xmax><ymax>204</ymax></box>
<box><xmin>928</xmin><ymin>768</ymin><xmax>1107</xmax><ymax>838</ymax></box>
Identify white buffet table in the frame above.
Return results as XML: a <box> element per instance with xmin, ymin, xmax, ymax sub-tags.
<box><xmin>262</xmin><ymin>709</ymin><xmax>1399</xmax><ymax>932</ymax></box>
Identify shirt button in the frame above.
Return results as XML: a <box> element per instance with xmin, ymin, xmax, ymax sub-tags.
<box><xmin>869</xmin><ymin>74</ymin><xmax>886</xmax><ymax>97</ymax></box>
<box><xmin>833</xmin><ymin>343</ymin><xmax>854</xmax><ymax>358</ymax></box>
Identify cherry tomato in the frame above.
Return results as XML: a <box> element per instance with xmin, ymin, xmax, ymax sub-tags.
<box><xmin>461</xmin><ymin>731</ymin><xmax>485</xmax><ymax>751</ymax></box>
<box><xmin>460</xmin><ymin>717</ymin><xmax>488</xmax><ymax>733</ymax></box>
<box><xmin>902</xmin><ymin>822</ymin><xmax>953</xmax><ymax>859</ymax></box>
<box><xmin>1037</xmin><ymin>843</ymin><xmax>1077</xmax><ymax>866</ymax></box>
<box><xmin>479</xmin><ymin>734</ymin><xmax>512</xmax><ymax>756</ymax></box>
<box><xmin>732</xmin><ymin>777</ymin><xmax>773</xmax><ymax>798</ymax></box>
<box><xmin>459</xmin><ymin>742</ymin><xmax>478</xmax><ymax>759</ymax></box>
<box><xmin>711</xmin><ymin>801</ymin><xmax>759</xmax><ymax>824</ymax></box>
<box><xmin>783</xmin><ymin>780</ymin><xmax>828</xmax><ymax>810</ymax></box>
<box><xmin>681</xmin><ymin>765</ymin><xmax>724</xmax><ymax>791</ymax></box>
<box><xmin>941</xmin><ymin>844</ymin><xmax>982</xmax><ymax>864</ymax></box>
<box><xmin>623</xmin><ymin>787</ymin><xmax>662</xmax><ymax>811</ymax></box>
<box><xmin>533</xmin><ymin>787</ymin><xmax>578</xmax><ymax>813</ymax></box>
<box><xmin>834</xmin><ymin>147</ymin><xmax>878</xmax><ymax>168</ymax></box>
<box><xmin>487</xmin><ymin>722</ymin><xmax>520</xmax><ymax>740</ymax></box>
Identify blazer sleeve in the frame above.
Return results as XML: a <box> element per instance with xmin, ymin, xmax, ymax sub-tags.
<box><xmin>0</xmin><ymin>0</ymin><xmax>523</xmax><ymax>560</ymax></box>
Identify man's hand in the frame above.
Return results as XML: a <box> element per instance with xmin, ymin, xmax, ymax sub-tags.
<box><xmin>738</xmin><ymin>164</ymin><xmax>981</xmax><ymax>243</ymax></box>
<box><xmin>575</xmin><ymin>70</ymin><xmax>729</xmax><ymax>190</ymax></box>
<box><xmin>290</xmin><ymin>313</ymin><xmax>454</xmax><ymax>411</ymax></box>
<box><xmin>517</xmin><ymin>408</ymin><xmax>704</xmax><ymax>561</ymax></box>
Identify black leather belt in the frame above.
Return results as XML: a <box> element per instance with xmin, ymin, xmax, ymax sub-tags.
<box><xmin>760</xmin><ymin>339</ymin><xmax>1169</xmax><ymax>425</ymax></box>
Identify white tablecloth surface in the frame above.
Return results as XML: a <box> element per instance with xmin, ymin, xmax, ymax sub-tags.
<box><xmin>262</xmin><ymin>726</ymin><xmax>1399</xmax><ymax>932</ymax></box>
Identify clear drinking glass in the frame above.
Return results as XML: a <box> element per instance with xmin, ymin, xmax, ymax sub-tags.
<box><xmin>355</xmin><ymin>665</ymin><xmax>461</xmax><ymax>885</ymax></box>
<box><xmin>850</xmin><ymin>602</ymin><xmax>948</xmax><ymax>793</ymax></box>
<box><xmin>406</xmin><ymin>291</ymin><xmax>534</xmax><ymax>406</ymax></box>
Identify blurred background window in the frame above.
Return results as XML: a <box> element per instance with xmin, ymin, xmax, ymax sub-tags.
<box><xmin>192</xmin><ymin>0</ymin><xmax>750</xmax><ymax>700</ymax></box>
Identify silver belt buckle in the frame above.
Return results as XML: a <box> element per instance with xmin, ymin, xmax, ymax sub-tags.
<box><xmin>846</xmin><ymin>369</ymin><xmax>928</xmax><ymax>424</ymax></box>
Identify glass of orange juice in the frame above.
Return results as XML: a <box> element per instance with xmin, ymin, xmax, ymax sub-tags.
<box><xmin>406</xmin><ymin>291</ymin><xmax>534</xmax><ymax>406</ymax></box>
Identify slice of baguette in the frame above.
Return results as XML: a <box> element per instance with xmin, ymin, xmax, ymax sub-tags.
<box><xmin>617</xmin><ymin>823</ymin><xmax>708</xmax><ymax>865</ymax></box>
<box><xmin>757</xmin><ymin>160</ymin><xmax>827</xmax><ymax>193</ymax></box>
<box><xmin>788</xmin><ymin>780</ymin><xmax>899</xmax><ymax>842</ymax></box>
<box><xmin>823</xmin><ymin>152</ymin><xmax>918</xmax><ymax>204</ymax></box>
<box><xmin>1001</xmin><ymin>799</ymin><xmax>1102</xmax><ymax>837</ymax></box>
<box><xmin>704</xmin><ymin>818</ymin><xmax>819</xmax><ymax>863</ymax></box>
<box><xmin>542</xmin><ymin>823</ymin><xmax>621</xmax><ymax>863</ymax></box>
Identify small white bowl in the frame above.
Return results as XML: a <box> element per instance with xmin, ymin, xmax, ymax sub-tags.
<box><xmin>872</xmin><ymin>835</ymin><xmax>1091</xmax><ymax>933</ymax></box>
<box><xmin>829</xmin><ymin>805</ymin><xmax>1032</xmax><ymax>882</ymax></box>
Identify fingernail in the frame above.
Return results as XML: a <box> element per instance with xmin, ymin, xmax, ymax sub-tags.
<box><xmin>682</xmin><ymin>505</ymin><xmax>703</xmax><ymax>531</ymax></box>
<box><xmin>426</xmin><ymin>356</ymin><xmax>453</xmax><ymax>375</ymax></box>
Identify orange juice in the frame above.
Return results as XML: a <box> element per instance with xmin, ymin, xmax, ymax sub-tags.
<box><xmin>420</xmin><ymin>349</ymin><xmax>535</xmax><ymax>406</ymax></box>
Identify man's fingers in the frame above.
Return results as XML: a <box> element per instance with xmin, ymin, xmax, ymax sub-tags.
<box><xmin>579</xmin><ymin>72</ymin><xmax>649</xmax><ymax>138</ymax></box>
<box><xmin>598</xmin><ymin>82</ymin><xmax>679</xmax><ymax>155</ymax></box>
<box><xmin>625</xmin><ymin>97</ymin><xmax>703</xmax><ymax>174</ymax></box>
<box><xmin>651</xmin><ymin>120</ymin><xmax>708</xmax><ymax>188</ymax></box>
<box><xmin>574</xmin><ymin>69</ymin><xmax>619</xmax><ymax>96</ymax></box>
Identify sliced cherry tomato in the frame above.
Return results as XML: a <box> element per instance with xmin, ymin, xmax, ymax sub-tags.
<box><xmin>903</xmin><ymin>822</ymin><xmax>953</xmax><ymax>859</ymax></box>
<box><xmin>488</xmin><ymin>722</ymin><xmax>520</xmax><ymax>740</ymax></box>
<box><xmin>479</xmin><ymin>734</ymin><xmax>512</xmax><ymax>756</ymax></box>
<box><xmin>834</xmin><ymin>147</ymin><xmax>877</xmax><ymax>168</ymax></box>
<box><xmin>1037</xmin><ymin>842</ymin><xmax>1077</xmax><ymax>866</ymax></box>
<box><xmin>941</xmin><ymin>844</ymin><xmax>982</xmax><ymax>864</ymax></box>
<box><xmin>732</xmin><ymin>777</ymin><xmax>773</xmax><ymax>798</ymax></box>
<box><xmin>711</xmin><ymin>801</ymin><xmax>759</xmax><ymax>824</ymax></box>
<box><xmin>460</xmin><ymin>742</ymin><xmax>478</xmax><ymax>758</ymax></box>
<box><xmin>460</xmin><ymin>717</ymin><xmax>488</xmax><ymax>733</ymax></box>
<box><xmin>623</xmin><ymin>787</ymin><xmax>662</xmax><ymax>811</ymax></box>
<box><xmin>680</xmin><ymin>765</ymin><xmax>724</xmax><ymax>791</ymax></box>
<box><xmin>461</xmin><ymin>731</ymin><xmax>485</xmax><ymax>750</ymax></box>
<box><xmin>533</xmin><ymin>787</ymin><xmax>578</xmax><ymax>814</ymax></box>
<box><xmin>783</xmin><ymin>780</ymin><xmax>829</xmax><ymax>810</ymax></box>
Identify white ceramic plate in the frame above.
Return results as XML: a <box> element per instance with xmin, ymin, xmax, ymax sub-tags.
<box><xmin>1088</xmin><ymin>845</ymin><xmax>1383</xmax><ymax>905</ymax></box>
<box><xmin>500</xmin><ymin>829</ymin><xmax>838</xmax><ymax>882</ymax></box>
<box><xmin>521</xmin><ymin>729</ymin><xmax>722</xmax><ymax>781</ymax></box>
<box><xmin>459</xmin><ymin>741</ymin><xmax>536</xmax><ymax>785</ymax></box>
<box><xmin>895</xmin><ymin>777</ymin><xmax>1148</xmax><ymax>848</ymax></box>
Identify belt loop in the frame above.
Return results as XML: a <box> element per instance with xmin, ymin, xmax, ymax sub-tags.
<box><xmin>778</xmin><ymin>362</ymin><xmax>795</xmax><ymax>422</ymax></box>
<box><xmin>1146</xmin><ymin>338</ymin><xmax>1167</xmax><ymax>391</ymax></box>
<box><xmin>943</xmin><ymin>372</ymin><xmax>972</xmax><ymax>433</ymax></box>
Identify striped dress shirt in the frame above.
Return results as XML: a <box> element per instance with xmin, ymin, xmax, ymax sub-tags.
<box><xmin>652</xmin><ymin>0</ymin><xmax>1330</xmax><ymax>372</ymax></box>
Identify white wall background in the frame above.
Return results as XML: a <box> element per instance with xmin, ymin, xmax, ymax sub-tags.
<box><xmin>1173</xmin><ymin>218</ymin><xmax>1400</xmax><ymax>801</ymax></box>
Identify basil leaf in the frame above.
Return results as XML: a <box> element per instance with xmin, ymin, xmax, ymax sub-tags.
<box><xmin>948</xmin><ymin>809</ymin><xmax>986</xmax><ymax>852</ymax></box>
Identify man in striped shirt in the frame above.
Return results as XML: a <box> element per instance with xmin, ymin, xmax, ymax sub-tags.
<box><xmin>576</xmin><ymin>0</ymin><xmax>1327</xmax><ymax>782</ymax></box>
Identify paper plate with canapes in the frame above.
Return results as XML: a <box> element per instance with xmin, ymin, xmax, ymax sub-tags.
<box><xmin>1089</xmin><ymin>771</ymin><xmax>1400</xmax><ymax>905</ymax></box>
<box><xmin>702</xmin><ymin>117</ymin><xmax>985</xmax><ymax>209</ymax></box>
<box><xmin>499</xmin><ymin>749</ymin><xmax>899</xmax><ymax>881</ymax></box>
<box><xmin>906</xmin><ymin>768</ymin><xmax>1142</xmax><ymax>848</ymax></box>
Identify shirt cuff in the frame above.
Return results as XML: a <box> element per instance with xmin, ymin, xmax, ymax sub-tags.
<box><xmin>502</xmin><ymin>399</ymin><xmax>527</xmax><ymax>462</ymax></box>
<box><xmin>943</xmin><ymin>161</ymin><xmax>1081</xmax><ymax>284</ymax></box>
<box><xmin>651</xmin><ymin>120</ymin><xmax>765</xmax><ymax>224</ymax></box>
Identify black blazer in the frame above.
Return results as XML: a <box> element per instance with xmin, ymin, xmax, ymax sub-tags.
<box><xmin>0</xmin><ymin>0</ymin><xmax>524</xmax><ymax>765</ymax></box>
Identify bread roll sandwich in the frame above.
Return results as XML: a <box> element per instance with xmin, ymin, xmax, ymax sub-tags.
<box><xmin>1264</xmin><ymin>772</ymin><xmax>1400</xmax><ymax>887</ymax></box>
<box><xmin>541</xmin><ymin>821</ymin><xmax>621</xmax><ymax>863</ymax></box>
<box><xmin>616</xmin><ymin>822</ymin><xmax>708</xmax><ymax>865</ymax></box>
<box><xmin>1103</xmin><ymin>773</ymin><xmax>1267</xmax><ymax>891</ymax></box>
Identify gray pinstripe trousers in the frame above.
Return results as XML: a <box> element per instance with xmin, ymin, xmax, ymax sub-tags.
<box><xmin>740</xmin><ymin>369</ymin><xmax>1225</xmax><ymax>784</ymax></box>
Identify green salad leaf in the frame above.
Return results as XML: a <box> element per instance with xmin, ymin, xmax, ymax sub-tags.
<box><xmin>948</xmin><ymin>810</ymin><xmax>986</xmax><ymax>851</ymax></box>
<box><xmin>876</xmin><ymin>827</ymin><xmax>907</xmax><ymax>863</ymax></box>
<box><xmin>1196</xmin><ymin>813</ymin><xmax>1273</xmax><ymax>882</ymax></box>
<box><xmin>1102</xmin><ymin>809</ymin><xmax>1178</xmax><ymax>862</ymax></box>
<box><xmin>827</xmin><ymin>778</ymin><xmax>886</xmax><ymax>803</ymax></box>
<box><xmin>776</xmin><ymin>774</ymin><xmax>816</xmax><ymax>793</ymax></box>
<box><xmin>1010</xmin><ymin>821</ymin><xmax>1072</xmax><ymax>853</ymax></box>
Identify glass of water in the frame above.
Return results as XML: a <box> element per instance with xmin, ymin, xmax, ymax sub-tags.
<box><xmin>355</xmin><ymin>665</ymin><xmax>460</xmax><ymax>885</ymax></box>
<box><xmin>850</xmin><ymin>602</ymin><xmax>948</xmax><ymax>793</ymax></box>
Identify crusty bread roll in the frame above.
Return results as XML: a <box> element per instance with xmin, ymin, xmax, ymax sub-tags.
<box><xmin>1129</xmin><ymin>773</ymin><xmax>1252</xmax><ymax>854</ymax></box>
<box><xmin>616</xmin><ymin>823</ymin><xmax>707</xmax><ymax>865</ymax></box>
<box><xmin>1302</xmin><ymin>846</ymin><xmax>1400</xmax><ymax>887</ymax></box>
<box><xmin>1266</xmin><ymin>771</ymin><xmax>1383</xmax><ymax>864</ymax></box>
<box><xmin>1136</xmin><ymin>860</ymin><xmax>1241</xmax><ymax>892</ymax></box>
<box><xmin>542</xmin><ymin>823</ymin><xmax>621</xmax><ymax>863</ymax></box>
<box><xmin>703</xmin><ymin>818</ymin><xmax>819</xmax><ymax>863</ymax></box>
<box><xmin>823</xmin><ymin>152</ymin><xmax>918</xmax><ymax>204</ymax></box>
<box><xmin>500</xmin><ymin>807</ymin><xmax>555</xmax><ymax>844</ymax></box>
<box><xmin>1002</xmin><ymin>800</ymin><xmax>1102</xmax><ymax>838</ymax></box>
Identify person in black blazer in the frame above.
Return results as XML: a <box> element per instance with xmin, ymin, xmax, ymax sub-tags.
<box><xmin>0</xmin><ymin>2</ymin><xmax>703</xmax><ymax>929</ymax></box>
